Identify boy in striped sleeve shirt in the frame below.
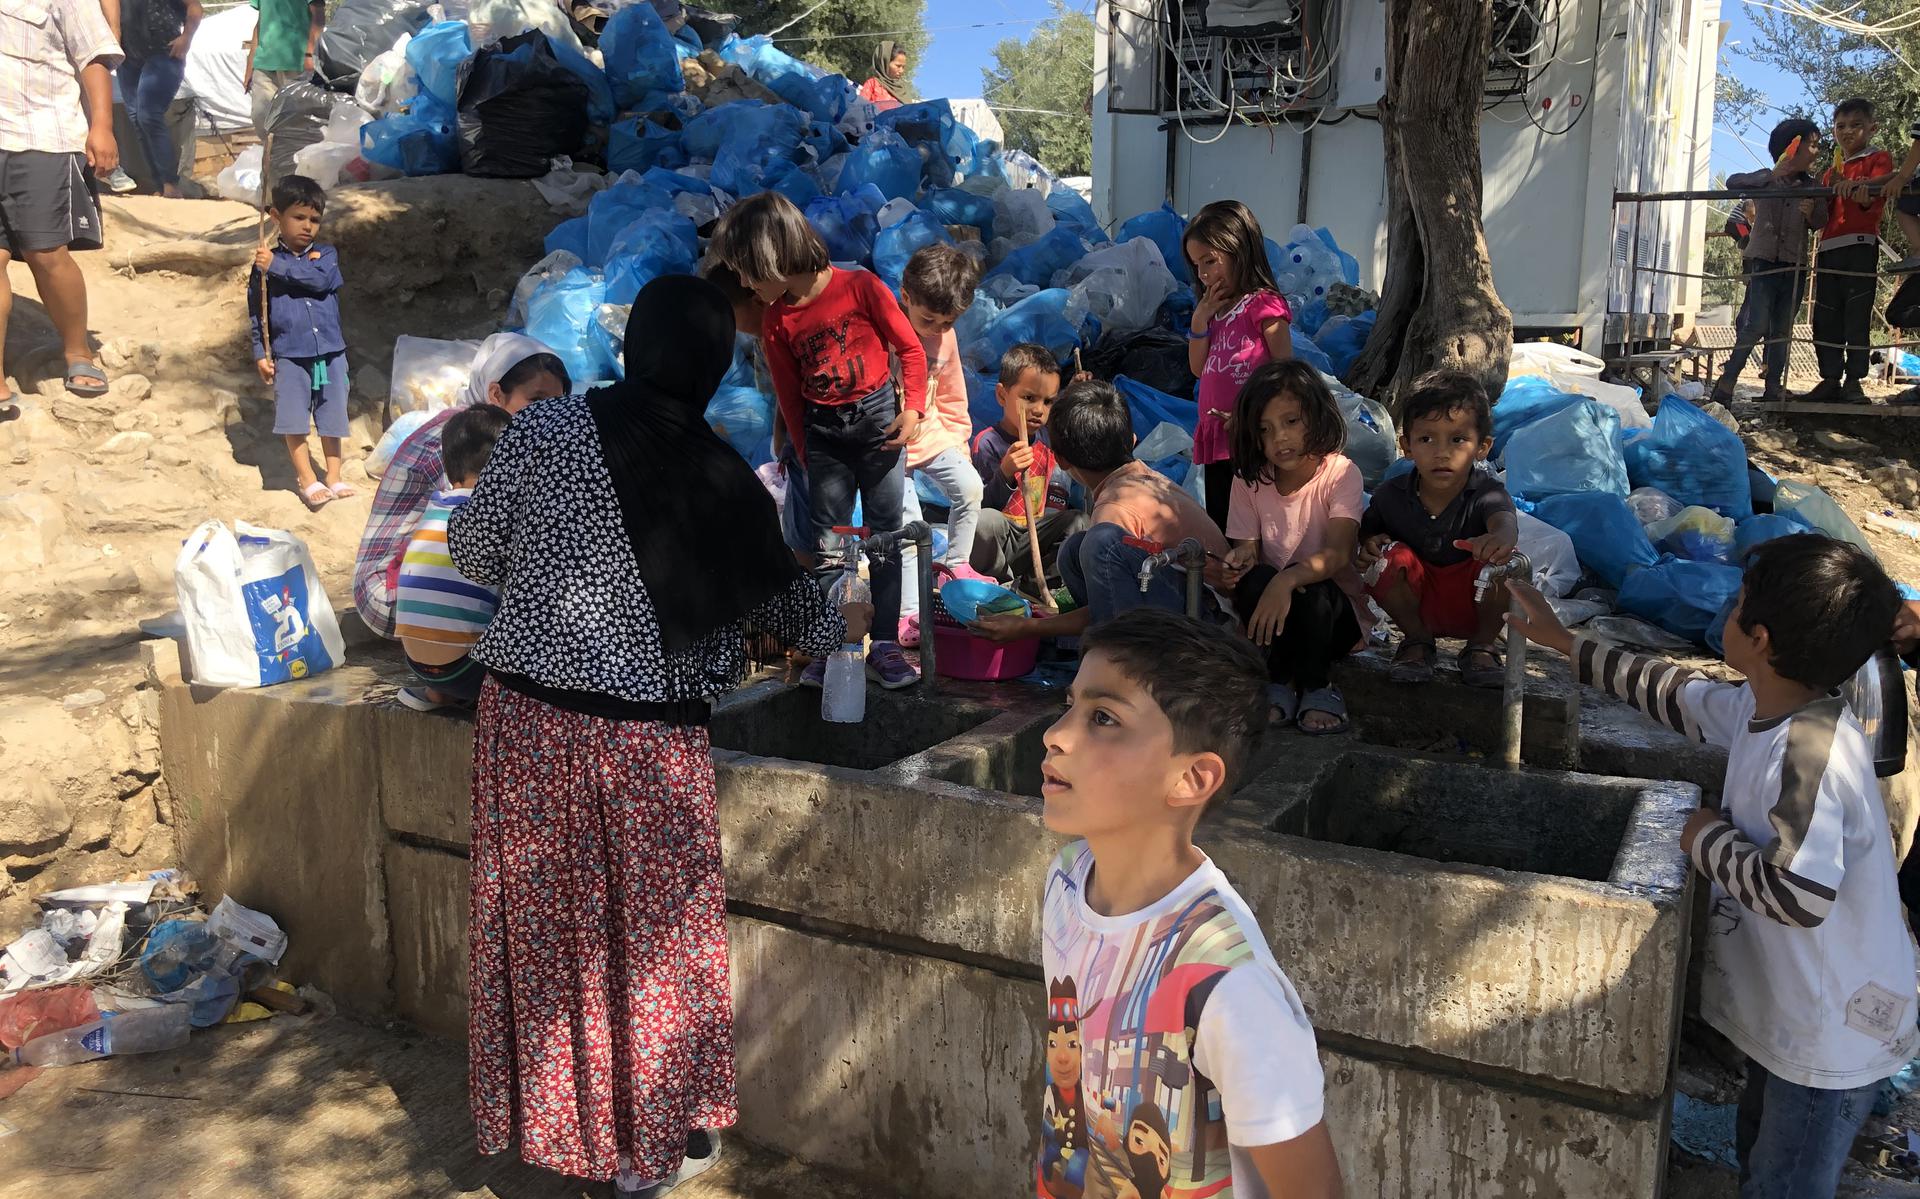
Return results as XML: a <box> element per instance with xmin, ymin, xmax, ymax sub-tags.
<box><xmin>1509</xmin><ymin>534</ymin><xmax>1918</xmax><ymax>1195</ymax></box>
<box><xmin>395</xmin><ymin>404</ymin><xmax>512</xmax><ymax>712</ymax></box>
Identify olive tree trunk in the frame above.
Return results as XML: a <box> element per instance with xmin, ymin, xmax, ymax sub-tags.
<box><xmin>1345</xmin><ymin>0</ymin><xmax>1513</xmax><ymax>409</ymax></box>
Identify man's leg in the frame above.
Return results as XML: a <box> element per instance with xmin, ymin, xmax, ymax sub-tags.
<box><xmin>22</xmin><ymin>247</ymin><xmax>95</xmax><ymax>370</ymax></box>
<box><xmin>1757</xmin><ymin>267</ymin><xmax>1800</xmax><ymax>396</ymax></box>
<box><xmin>131</xmin><ymin>55</ymin><xmax>185</xmax><ymax>194</ymax></box>
<box><xmin>251</xmin><ymin>70</ymin><xmax>285</xmax><ymax>143</ymax></box>
<box><xmin>1811</xmin><ymin>256</ymin><xmax>1843</xmax><ymax>385</ymax></box>
<box><xmin>166</xmin><ymin>97</ymin><xmax>198</xmax><ymax>195</ymax></box>
<box><xmin>1716</xmin><ymin>261</ymin><xmax>1768</xmax><ymax>397</ymax></box>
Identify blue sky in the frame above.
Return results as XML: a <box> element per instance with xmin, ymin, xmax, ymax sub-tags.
<box><xmin>905</xmin><ymin>0</ymin><xmax>1811</xmax><ymax>180</ymax></box>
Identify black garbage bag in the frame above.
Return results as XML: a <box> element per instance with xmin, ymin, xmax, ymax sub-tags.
<box><xmin>1889</xmin><ymin>274</ymin><xmax>1920</xmax><ymax>331</ymax></box>
<box><xmin>455</xmin><ymin>31</ymin><xmax>591</xmax><ymax>178</ymax></box>
<box><xmin>264</xmin><ymin>80</ymin><xmax>338</xmax><ymax>187</ymax></box>
<box><xmin>317</xmin><ymin>0</ymin><xmax>434</xmax><ymax>90</ymax></box>
<box><xmin>682</xmin><ymin>4</ymin><xmax>739</xmax><ymax>48</ymax></box>
<box><xmin>1083</xmin><ymin>326</ymin><xmax>1196</xmax><ymax>400</ymax></box>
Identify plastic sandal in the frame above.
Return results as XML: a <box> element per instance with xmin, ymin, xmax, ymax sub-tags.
<box><xmin>1458</xmin><ymin>643</ymin><xmax>1505</xmax><ymax>689</ymax></box>
<box><xmin>1268</xmin><ymin>682</ymin><xmax>1299</xmax><ymax>724</ymax></box>
<box><xmin>1388</xmin><ymin>639</ymin><xmax>1436</xmax><ymax>684</ymax></box>
<box><xmin>1296</xmin><ymin>686</ymin><xmax>1349</xmax><ymax>736</ymax></box>
<box><xmin>300</xmin><ymin>481</ymin><xmax>334</xmax><ymax>510</ymax></box>
<box><xmin>327</xmin><ymin>481</ymin><xmax>359</xmax><ymax>499</ymax></box>
<box><xmin>64</xmin><ymin>360</ymin><xmax>108</xmax><ymax>397</ymax></box>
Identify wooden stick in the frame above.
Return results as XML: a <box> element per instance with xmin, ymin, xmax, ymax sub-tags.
<box><xmin>255</xmin><ymin>132</ymin><xmax>273</xmax><ymax>362</ymax></box>
<box><xmin>1016</xmin><ymin>422</ymin><xmax>1058</xmax><ymax>614</ymax></box>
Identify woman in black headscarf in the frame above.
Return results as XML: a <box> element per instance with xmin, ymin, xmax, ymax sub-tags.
<box><xmin>448</xmin><ymin>275</ymin><xmax>861</xmax><ymax>1196</ymax></box>
<box><xmin>858</xmin><ymin>39</ymin><xmax>913</xmax><ymax>111</ymax></box>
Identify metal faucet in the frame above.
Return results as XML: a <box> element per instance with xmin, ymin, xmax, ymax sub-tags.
<box><xmin>1474</xmin><ymin>550</ymin><xmax>1534</xmax><ymax>769</ymax></box>
<box><xmin>1132</xmin><ymin>537</ymin><xmax>1206</xmax><ymax>618</ymax></box>
<box><xmin>849</xmin><ymin>521</ymin><xmax>936</xmax><ymax>692</ymax></box>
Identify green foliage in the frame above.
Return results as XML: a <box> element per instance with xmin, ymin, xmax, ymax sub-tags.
<box><xmin>981</xmin><ymin>1</ymin><xmax>1094</xmax><ymax>176</ymax></box>
<box><xmin>725</xmin><ymin>0</ymin><xmax>928</xmax><ymax>86</ymax></box>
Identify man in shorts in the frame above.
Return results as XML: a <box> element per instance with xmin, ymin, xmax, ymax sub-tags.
<box><xmin>0</xmin><ymin>0</ymin><xmax>122</xmax><ymax>419</ymax></box>
<box><xmin>243</xmin><ymin>0</ymin><xmax>325</xmax><ymax>142</ymax></box>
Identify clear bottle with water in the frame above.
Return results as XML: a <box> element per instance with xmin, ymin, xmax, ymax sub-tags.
<box><xmin>822</xmin><ymin>533</ymin><xmax>869</xmax><ymax>724</ymax></box>
<box><xmin>1841</xmin><ymin>646</ymin><xmax>1908</xmax><ymax>779</ymax></box>
<box><xmin>10</xmin><ymin>1003</ymin><xmax>191</xmax><ymax>1067</ymax></box>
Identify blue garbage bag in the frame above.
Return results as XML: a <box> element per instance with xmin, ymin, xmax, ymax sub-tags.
<box><xmin>1503</xmin><ymin>400</ymin><xmax>1629</xmax><ymax>502</ymax></box>
<box><xmin>1622</xmin><ymin>396</ymin><xmax>1754</xmax><ymax>520</ymax></box>
<box><xmin>924</xmin><ymin>187</ymin><xmax>996</xmax><ymax>240</ymax></box>
<box><xmin>1533</xmin><ymin>492</ymin><xmax>1657</xmax><ymax>589</ymax></box>
<box><xmin>1315</xmin><ymin>312</ymin><xmax>1374</xmax><ymax>378</ymax></box>
<box><xmin>765</xmin><ymin>160</ymin><xmax>821</xmax><ymax>207</ymax></box>
<box><xmin>840</xmin><ymin>127</ymin><xmax>921</xmax><ymax>202</ymax></box>
<box><xmin>713</xmin><ymin>130</ymin><xmax>802</xmax><ymax>198</ymax></box>
<box><xmin>1160</xmin><ymin>285</ymin><xmax>1195</xmax><ymax>332</ymax></box>
<box><xmin>607</xmin><ymin>117</ymin><xmax>686</xmax><ymax>174</ymax></box>
<box><xmin>360</xmin><ymin>96</ymin><xmax>460</xmax><ymax>176</ymax></box>
<box><xmin>1289</xmin><ymin>331</ymin><xmax>1333</xmax><ymax>374</ymax></box>
<box><xmin>602</xmin><ymin>1</ymin><xmax>682</xmax><ymax>107</ymax></box>
<box><xmin>966</xmin><ymin>368</ymin><xmax>1000</xmax><ymax>434</ymax></box>
<box><xmin>602</xmin><ymin>209</ymin><xmax>698</xmax><ymax>306</ymax></box>
<box><xmin>680</xmin><ymin>100</ymin><xmax>807</xmax><ymax>165</ymax></box>
<box><xmin>974</xmin><ymin>288</ymin><xmax>1082</xmax><ymax>369</ymax></box>
<box><xmin>527</xmin><ymin>267</ymin><xmax>611</xmax><ymax>388</ymax></box>
<box><xmin>545</xmin><ymin>34</ymin><xmax>615</xmax><ymax>126</ymax></box>
<box><xmin>406</xmin><ymin>21</ymin><xmax>471</xmax><ymax>109</ymax></box>
<box><xmin>707</xmin><ymin>384</ymin><xmax>774</xmax><ymax>466</ymax></box>
<box><xmin>544</xmin><ymin>215</ymin><xmax>588</xmax><ymax>261</ymax></box>
<box><xmin>805</xmin><ymin>186</ymin><xmax>886</xmax><ymax>265</ymax></box>
<box><xmin>800</xmin><ymin>117</ymin><xmax>848</xmax><ymax>164</ymax></box>
<box><xmin>1114</xmin><ymin>375</ymin><xmax>1200</xmax><ymax>438</ymax></box>
<box><xmin>875</xmin><ymin>100</ymin><xmax>985</xmax><ymax>189</ymax></box>
<box><xmin>873</xmin><ymin>209</ymin><xmax>954</xmax><ymax>292</ymax></box>
<box><xmin>1491</xmin><ymin>375</ymin><xmax>1586</xmax><ymax>457</ymax></box>
<box><xmin>1733</xmin><ymin>511</ymin><xmax>1814</xmax><ymax>556</ymax></box>
<box><xmin>1292</xmin><ymin>296</ymin><xmax>1330</xmax><ymax>337</ymax></box>
<box><xmin>1047</xmin><ymin>188</ymin><xmax>1108</xmax><ymax>244</ymax></box>
<box><xmin>719</xmin><ymin>34</ymin><xmax>847</xmax><ymax>123</ymax></box>
<box><xmin>1117</xmin><ymin>204</ymin><xmax>1190</xmax><ymax>283</ymax></box>
<box><xmin>1620</xmin><ymin>557</ymin><xmax>1744</xmax><ymax>646</ymax></box>
<box><xmin>584</xmin><ymin>175</ymin><xmax>672</xmax><ymax>267</ymax></box>
<box><xmin>1315</xmin><ymin>226</ymin><xmax>1361</xmax><ymax>286</ymax></box>
<box><xmin>986</xmin><ymin>226</ymin><xmax>1088</xmax><ymax>288</ymax></box>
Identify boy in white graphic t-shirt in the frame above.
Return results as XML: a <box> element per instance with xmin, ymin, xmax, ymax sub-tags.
<box><xmin>1035</xmin><ymin>608</ymin><xmax>1343</xmax><ymax>1199</ymax></box>
<box><xmin>1509</xmin><ymin>534</ymin><xmax>1919</xmax><ymax>1195</ymax></box>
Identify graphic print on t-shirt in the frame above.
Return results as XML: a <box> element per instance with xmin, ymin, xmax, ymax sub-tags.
<box><xmin>1039</xmin><ymin>860</ymin><xmax>1252</xmax><ymax>1198</ymax></box>
<box><xmin>794</xmin><ymin>316</ymin><xmax>872</xmax><ymax>399</ymax></box>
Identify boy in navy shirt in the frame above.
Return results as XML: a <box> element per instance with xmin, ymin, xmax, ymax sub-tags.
<box><xmin>250</xmin><ymin>173</ymin><xmax>349</xmax><ymax>510</ymax></box>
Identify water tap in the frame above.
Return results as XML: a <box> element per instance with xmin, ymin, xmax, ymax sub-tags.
<box><xmin>1473</xmin><ymin>550</ymin><xmax>1534</xmax><ymax>602</ymax></box>
<box><xmin>1137</xmin><ymin>545</ymin><xmax>1177</xmax><ymax>593</ymax></box>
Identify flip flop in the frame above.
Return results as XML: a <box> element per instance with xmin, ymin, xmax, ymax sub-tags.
<box><xmin>64</xmin><ymin>360</ymin><xmax>108</xmax><ymax>397</ymax></box>
<box><xmin>1268</xmin><ymin>682</ymin><xmax>1299</xmax><ymax>724</ymax></box>
<box><xmin>300</xmin><ymin>480</ymin><xmax>334</xmax><ymax>510</ymax></box>
<box><xmin>327</xmin><ymin>481</ymin><xmax>359</xmax><ymax>499</ymax></box>
<box><xmin>1388</xmin><ymin>639</ymin><xmax>1436</xmax><ymax>684</ymax></box>
<box><xmin>0</xmin><ymin>382</ymin><xmax>17</xmax><ymax>423</ymax></box>
<box><xmin>1296</xmin><ymin>686</ymin><xmax>1349</xmax><ymax>736</ymax></box>
<box><xmin>1458</xmin><ymin>643</ymin><xmax>1505</xmax><ymax>689</ymax></box>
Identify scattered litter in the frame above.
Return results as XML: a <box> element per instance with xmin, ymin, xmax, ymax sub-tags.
<box><xmin>1670</xmin><ymin>1093</ymin><xmax>1739</xmax><ymax>1167</ymax></box>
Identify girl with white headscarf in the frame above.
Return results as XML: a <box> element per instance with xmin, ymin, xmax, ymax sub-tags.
<box><xmin>351</xmin><ymin>333</ymin><xmax>571</xmax><ymax>638</ymax></box>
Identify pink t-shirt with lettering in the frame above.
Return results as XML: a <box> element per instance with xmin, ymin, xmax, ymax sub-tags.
<box><xmin>1226</xmin><ymin>452</ymin><xmax>1372</xmax><ymax>635</ymax></box>
<box><xmin>1194</xmin><ymin>289</ymin><xmax>1293</xmax><ymax>465</ymax></box>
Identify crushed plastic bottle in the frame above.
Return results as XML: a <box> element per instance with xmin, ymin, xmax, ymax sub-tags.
<box><xmin>10</xmin><ymin>1003</ymin><xmax>190</xmax><ymax>1067</ymax></box>
<box><xmin>822</xmin><ymin>530</ymin><xmax>869</xmax><ymax>724</ymax></box>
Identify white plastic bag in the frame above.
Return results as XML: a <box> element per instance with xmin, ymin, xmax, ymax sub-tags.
<box><xmin>293</xmin><ymin>138</ymin><xmax>361</xmax><ymax>188</ymax></box>
<box><xmin>366</xmin><ymin>408</ymin><xmax>434</xmax><ymax>480</ymax></box>
<box><xmin>1517</xmin><ymin>511</ymin><xmax>1579</xmax><ymax>598</ymax></box>
<box><xmin>993</xmin><ymin>188</ymin><xmax>1054</xmax><ymax>248</ymax></box>
<box><xmin>1324</xmin><ymin>375</ymin><xmax>1398</xmax><ymax>488</ymax></box>
<box><xmin>389</xmin><ymin>334</ymin><xmax>483</xmax><ymax>416</ymax></box>
<box><xmin>355</xmin><ymin>33</ymin><xmax>418</xmax><ymax>115</ymax></box>
<box><xmin>530</xmin><ymin>156</ymin><xmax>606</xmax><ymax>216</ymax></box>
<box><xmin>508</xmin><ymin>249</ymin><xmax>582</xmax><ymax>329</ymax></box>
<box><xmin>1056</xmin><ymin>237</ymin><xmax>1178</xmax><ymax>337</ymax></box>
<box><xmin>174</xmin><ymin>520</ymin><xmax>346</xmax><ymax>688</ymax></box>
<box><xmin>214</xmin><ymin>145</ymin><xmax>264</xmax><ymax>205</ymax></box>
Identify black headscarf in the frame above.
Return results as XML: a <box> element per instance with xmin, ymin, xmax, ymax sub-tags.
<box><xmin>869</xmin><ymin>40</ymin><xmax>914</xmax><ymax>103</ymax></box>
<box><xmin>588</xmin><ymin>275</ymin><xmax>800</xmax><ymax>654</ymax></box>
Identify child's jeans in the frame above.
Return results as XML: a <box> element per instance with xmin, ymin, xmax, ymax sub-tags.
<box><xmin>777</xmin><ymin>444</ymin><xmax>811</xmax><ymax>554</ymax></box>
<box><xmin>1718</xmin><ymin>258</ymin><xmax>1803</xmax><ymax>393</ymax></box>
<box><xmin>1813</xmin><ymin>242</ymin><xmax>1878</xmax><ymax>384</ymax></box>
<box><xmin>1232</xmin><ymin>567</ymin><xmax>1359</xmax><ymax>693</ymax></box>
<box><xmin>1736</xmin><ymin>1058</ymin><xmax>1880</xmax><ymax>1198</ymax></box>
<box><xmin>1059</xmin><ymin>522</ymin><xmax>1191</xmax><ymax>626</ymax></box>
<box><xmin>805</xmin><ymin>386</ymin><xmax>905</xmax><ymax>642</ymax></box>
<box><xmin>899</xmin><ymin>446</ymin><xmax>984</xmax><ymax>616</ymax></box>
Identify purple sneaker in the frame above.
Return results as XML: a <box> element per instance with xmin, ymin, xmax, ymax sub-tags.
<box><xmin>866</xmin><ymin>641</ymin><xmax>920</xmax><ymax>690</ymax></box>
<box><xmin>797</xmin><ymin>658</ymin><xmax>827</xmax><ymax>689</ymax></box>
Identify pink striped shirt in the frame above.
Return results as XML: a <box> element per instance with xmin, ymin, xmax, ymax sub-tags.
<box><xmin>0</xmin><ymin>0</ymin><xmax>122</xmax><ymax>155</ymax></box>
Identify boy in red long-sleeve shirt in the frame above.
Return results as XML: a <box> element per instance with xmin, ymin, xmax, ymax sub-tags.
<box><xmin>1809</xmin><ymin>98</ymin><xmax>1895</xmax><ymax>402</ymax></box>
<box><xmin>712</xmin><ymin>191</ymin><xmax>928</xmax><ymax>689</ymax></box>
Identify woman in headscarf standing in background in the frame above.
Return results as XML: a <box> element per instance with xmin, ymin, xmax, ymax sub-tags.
<box><xmin>448</xmin><ymin>275</ymin><xmax>861</xmax><ymax>1197</ymax></box>
<box><xmin>859</xmin><ymin>39</ymin><xmax>913</xmax><ymax>111</ymax></box>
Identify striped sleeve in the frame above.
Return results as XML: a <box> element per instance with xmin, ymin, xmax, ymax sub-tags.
<box><xmin>1569</xmin><ymin>633</ymin><xmax>1744</xmax><ymax>744</ymax></box>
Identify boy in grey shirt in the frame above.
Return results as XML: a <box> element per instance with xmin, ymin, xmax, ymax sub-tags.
<box><xmin>1713</xmin><ymin>117</ymin><xmax>1828</xmax><ymax>404</ymax></box>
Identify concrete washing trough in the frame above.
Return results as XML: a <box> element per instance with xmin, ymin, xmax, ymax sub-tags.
<box><xmin>153</xmin><ymin>638</ymin><xmax>1699</xmax><ymax>1197</ymax></box>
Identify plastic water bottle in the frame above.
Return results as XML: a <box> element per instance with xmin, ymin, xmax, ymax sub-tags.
<box><xmin>1841</xmin><ymin>647</ymin><xmax>1908</xmax><ymax>779</ymax></box>
<box><xmin>822</xmin><ymin>534</ymin><xmax>870</xmax><ymax>724</ymax></box>
<box><xmin>10</xmin><ymin>1004</ymin><xmax>191</xmax><ymax>1067</ymax></box>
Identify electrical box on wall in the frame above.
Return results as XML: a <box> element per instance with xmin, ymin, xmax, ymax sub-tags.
<box><xmin>1330</xmin><ymin>0</ymin><xmax>1385</xmax><ymax>109</ymax></box>
<box><xmin>1158</xmin><ymin>0</ymin><xmax>1336</xmax><ymax>117</ymax></box>
<box><xmin>1108</xmin><ymin>0</ymin><xmax>1161</xmax><ymax>114</ymax></box>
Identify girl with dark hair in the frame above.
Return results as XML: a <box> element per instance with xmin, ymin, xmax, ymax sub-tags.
<box><xmin>1220</xmin><ymin>361</ymin><xmax>1368</xmax><ymax>735</ymax></box>
<box><xmin>448</xmin><ymin>276</ymin><xmax>860</xmax><ymax>1196</ymax></box>
<box><xmin>1183</xmin><ymin>200</ymin><xmax>1295</xmax><ymax>529</ymax></box>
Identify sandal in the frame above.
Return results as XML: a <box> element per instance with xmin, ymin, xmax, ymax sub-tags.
<box><xmin>1388</xmin><ymin>639</ymin><xmax>1435</xmax><ymax>684</ymax></box>
<box><xmin>0</xmin><ymin>383</ymin><xmax>17</xmax><ymax>423</ymax></box>
<box><xmin>1459</xmin><ymin>643</ymin><xmax>1505</xmax><ymax>689</ymax></box>
<box><xmin>300</xmin><ymin>480</ymin><xmax>334</xmax><ymax>510</ymax></box>
<box><xmin>1268</xmin><ymin>682</ymin><xmax>1299</xmax><ymax>725</ymax></box>
<box><xmin>327</xmin><ymin>481</ymin><xmax>358</xmax><ymax>499</ymax></box>
<box><xmin>64</xmin><ymin>359</ymin><xmax>108</xmax><ymax>397</ymax></box>
<box><xmin>1296</xmin><ymin>686</ymin><xmax>1349</xmax><ymax>736</ymax></box>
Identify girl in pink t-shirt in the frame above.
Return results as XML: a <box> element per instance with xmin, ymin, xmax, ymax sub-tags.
<box><xmin>1184</xmin><ymin>200</ymin><xmax>1295</xmax><ymax>530</ymax></box>
<box><xmin>1221</xmin><ymin>361</ymin><xmax>1365</xmax><ymax>735</ymax></box>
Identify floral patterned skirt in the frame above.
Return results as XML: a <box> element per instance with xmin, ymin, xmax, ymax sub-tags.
<box><xmin>467</xmin><ymin>677</ymin><xmax>737</xmax><ymax>1183</ymax></box>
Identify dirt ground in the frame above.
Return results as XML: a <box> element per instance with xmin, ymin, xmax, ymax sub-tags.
<box><xmin>0</xmin><ymin>1013</ymin><xmax>878</xmax><ymax>1199</ymax></box>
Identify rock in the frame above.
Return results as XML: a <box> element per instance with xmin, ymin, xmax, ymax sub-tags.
<box><xmin>111</xmin><ymin>788</ymin><xmax>157</xmax><ymax>856</ymax></box>
<box><xmin>76</xmin><ymin>480</ymin><xmax>202</xmax><ymax>534</ymax></box>
<box><xmin>132</xmin><ymin>408</ymin><xmax>159</xmax><ymax>431</ymax></box>
<box><xmin>136</xmin><ymin>343</ymin><xmax>162</xmax><ymax>373</ymax></box>
<box><xmin>149</xmin><ymin>442</ymin><xmax>194</xmax><ymax>468</ymax></box>
<box><xmin>0</xmin><ymin>493</ymin><xmax>69</xmax><ymax>571</ymax></box>
<box><xmin>99</xmin><ymin>338</ymin><xmax>133</xmax><ymax>371</ymax></box>
<box><xmin>1745</xmin><ymin>428</ymin><xmax>1798</xmax><ymax>455</ymax></box>
<box><xmin>51</xmin><ymin>390</ymin><xmax>119</xmax><ymax>425</ymax></box>
<box><xmin>68</xmin><ymin>799</ymin><xmax>115</xmax><ymax>851</ymax></box>
<box><xmin>61</xmin><ymin>689</ymin><xmax>107</xmax><ymax>711</ymax></box>
<box><xmin>1869</xmin><ymin>464</ymin><xmax>1920</xmax><ymax>511</ymax></box>
<box><xmin>353</xmin><ymin>365</ymin><xmax>390</xmax><ymax>408</ymax></box>
<box><xmin>0</xmin><ymin>776</ymin><xmax>71</xmax><ymax>849</ymax></box>
<box><xmin>1699</xmin><ymin>401</ymin><xmax>1739</xmax><ymax>433</ymax></box>
<box><xmin>110</xmin><ymin>373</ymin><xmax>151</xmax><ymax>402</ymax></box>
<box><xmin>112</xmin><ymin>411</ymin><xmax>138</xmax><ymax>432</ymax></box>
<box><xmin>209</xmin><ymin>387</ymin><xmax>239</xmax><ymax>416</ymax></box>
<box><xmin>92</xmin><ymin>430</ymin><xmax>154</xmax><ymax>462</ymax></box>
<box><xmin>1815</xmin><ymin>430</ymin><xmax>1871</xmax><ymax>455</ymax></box>
<box><xmin>343</xmin><ymin>458</ymin><xmax>370</xmax><ymax>484</ymax></box>
<box><xmin>176</xmin><ymin>409</ymin><xmax>220</xmax><ymax>438</ymax></box>
<box><xmin>347</xmin><ymin>412</ymin><xmax>381</xmax><ymax>455</ymax></box>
